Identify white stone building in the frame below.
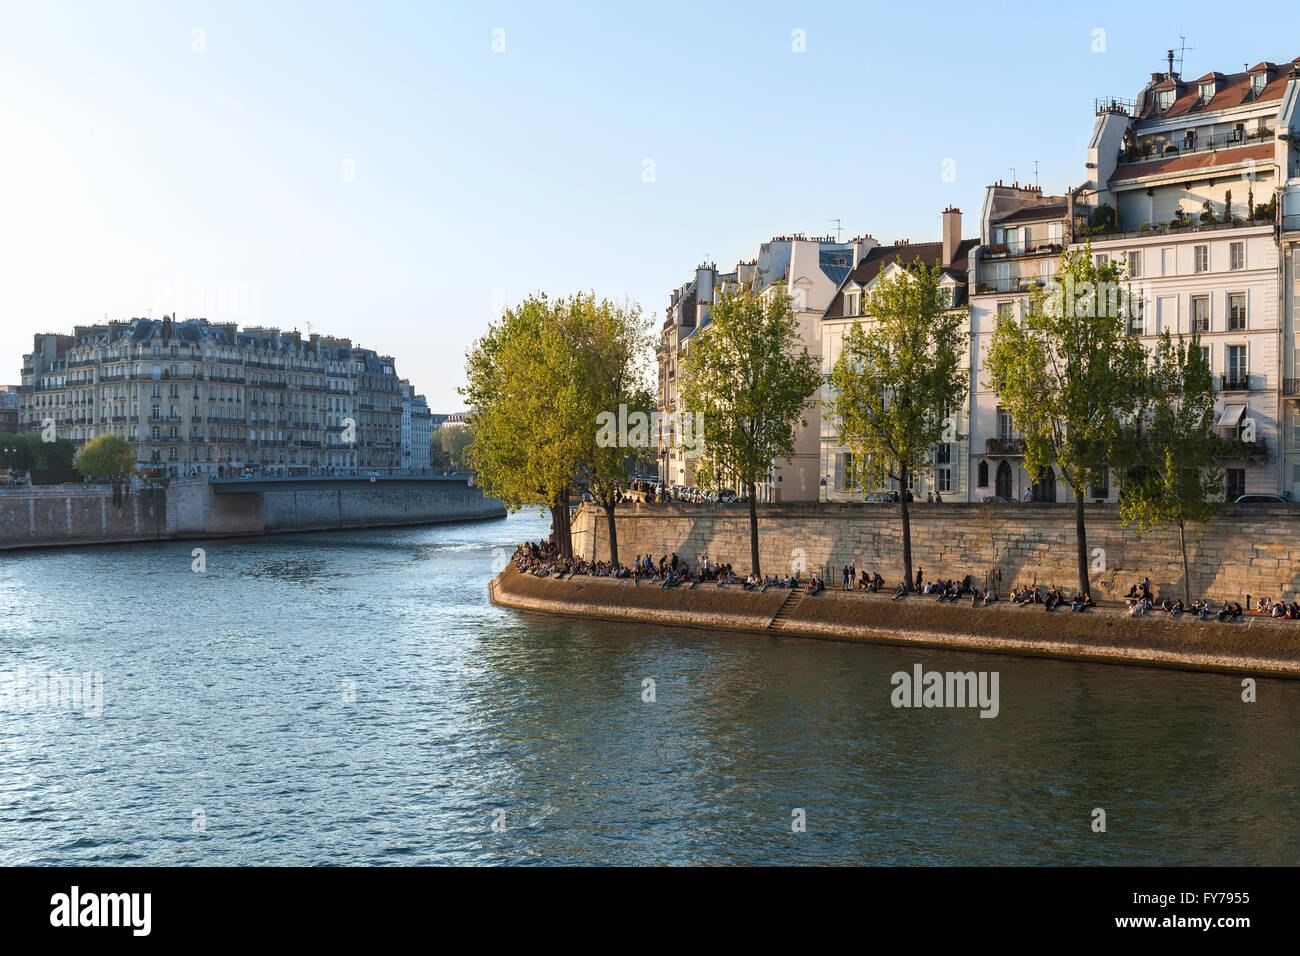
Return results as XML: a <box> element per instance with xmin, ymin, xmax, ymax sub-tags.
<box><xmin>819</xmin><ymin>208</ymin><xmax>977</xmax><ymax>502</ymax></box>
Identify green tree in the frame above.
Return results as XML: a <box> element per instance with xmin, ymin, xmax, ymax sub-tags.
<box><xmin>1</xmin><ymin>432</ymin><xmax>77</xmax><ymax>473</ymax></box>
<box><xmin>431</xmin><ymin>424</ymin><xmax>473</xmax><ymax>471</ymax></box>
<box><xmin>830</xmin><ymin>259</ymin><xmax>968</xmax><ymax>592</ymax></box>
<box><xmin>677</xmin><ymin>282</ymin><xmax>820</xmax><ymax>577</ymax></box>
<box><xmin>984</xmin><ymin>245</ymin><xmax>1147</xmax><ymax>598</ymax></box>
<box><xmin>1118</xmin><ymin>331</ymin><xmax>1222</xmax><ymax>603</ymax></box>
<box><xmin>580</xmin><ymin>294</ymin><xmax>654</xmax><ymax>567</ymax></box>
<box><xmin>74</xmin><ymin>433</ymin><xmax>137</xmax><ymax>477</ymax></box>
<box><xmin>463</xmin><ymin>293</ymin><xmax>589</xmax><ymax>558</ymax></box>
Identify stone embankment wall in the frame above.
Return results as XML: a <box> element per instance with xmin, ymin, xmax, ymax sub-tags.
<box><xmin>491</xmin><ymin>566</ymin><xmax>1300</xmax><ymax>679</ymax></box>
<box><xmin>0</xmin><ymin>478</ymin><xmax>505</xmax><ymax>551</ymax></box>
<box><xmin>571</xmin><ymin>500</ymin><xmax>1300</xmax><ymax>604</ymax></box>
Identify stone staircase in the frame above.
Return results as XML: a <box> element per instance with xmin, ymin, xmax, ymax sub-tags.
<box><xmin>767</xmin><ymin>589</ymin><xmax>804</xmax><ymax>629</ymax></box>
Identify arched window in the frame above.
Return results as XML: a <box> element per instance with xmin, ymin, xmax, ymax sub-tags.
<box><xmin>977</xmin><ymin>460</ymin><xmax>989</xmax><ymax>487</ymax></box>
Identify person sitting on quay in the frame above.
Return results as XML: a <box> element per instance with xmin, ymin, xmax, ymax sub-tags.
<box><xmin>892</xmin><ymin>580</ymin><xmax>908</xmax><ymax>601</ymax></box>
<box><xmin>981</xmin><ymin>589</ymin><xmax>999</xmax><ymax>607</ymax></box>
<box><xmin>1044</xmin><ymin>587</ymin><xmax>1062</xmax><ymax>612</ymax></box>
<box><xmin>1168</xmin><ymin>598</ymin><xmax>1185</xmax><ymax>618</ymax></box>
<box><xmin>1128</xmin><ymin>598</ymin><xmax>1151</xmax><ymax>618</ymax></box>
<box><xmin>1070</xmin><ymin>591</ymin><xmax>1095</xmax><ymax>613</ymax></box>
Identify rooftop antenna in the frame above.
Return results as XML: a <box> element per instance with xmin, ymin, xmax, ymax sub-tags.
<box><xmin>829</xmin><ymin>218</ymin><xmax>843</xmax><ymax>242</ymax></box>
<box><xmin>1174</xmin><ymin>34</ymin><xmax>1194</xmax><ymax>76</ymax></box>
<box><xmin>1008</xmin><ymin>167</ymin><xmax>1016</xmax><ymax>184</ymax></box>
<box><xmin>1034</xmin><ymin>160</ymin><xmax>1039</xmax><ymax>188</ymax></box>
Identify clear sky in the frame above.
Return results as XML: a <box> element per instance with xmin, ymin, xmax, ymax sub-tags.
<box><xmin>1</xmin><ymin>0</ymin><xmax>1294</xmax><ymax>409</ymax></box>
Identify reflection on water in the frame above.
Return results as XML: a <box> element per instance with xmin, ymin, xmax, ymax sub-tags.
<box><xmin>0</xmin><ymin>509</ymin><xmax>1297</xmax><ymax>865</ymax></box>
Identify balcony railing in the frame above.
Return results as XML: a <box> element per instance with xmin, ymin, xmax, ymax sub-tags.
<box><xmin>1117</xmin><ymin>126</ymin><xmax>1274</xmax><ymax>165</ymax></box>
<box><xmin>1080</xmin><ymin>217</ymin><xmax>1267</xmax><ymax>243</ymax></box>
<box><xmin>1283</xmin><ymin>378</ymin><xmax>1300</xmax><ymax>397</ymax></box>
<box><xmin>1215</xmin><ymin>435</ymin><xmax>1266</xmax><ymax>459</ymax></box>
<box><xmin>985</xmin><ymin>437</ymin><xmax>1026</xmax><ymax>456</ymax></box>
<box><xmin>1284</xmin><ymin>215</ymin><xmax>1300</xmax><ymax>233</ymax></box>
<box><xmin>1219</xmin><ymin>376</ymin><xmax>1251</xmax><ymax>392</ymax></box>
<box><xmin>981</xmin><ymin>242</ymin><xmax>1063</xmax><ymax>260</ymax></box>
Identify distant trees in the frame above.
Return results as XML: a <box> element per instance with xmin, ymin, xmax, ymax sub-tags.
<box><xmin>0</xmin><ymin>432</ymin><xmax>77</xmax><ymax>473</ymax></box>
<box><xmin>677</xmin><ymin>282</ymin><xmax>820</xmax><ymax>577</ymax></box>
<box><xmin>431</xmin><ymin>425</ymin><xmax>473</xmax><ymax>471</ymax></box>
<box><xmin>830</xmin><ymin>260</ymin><xmax>967</xmax><ymax>592</ymax></box>
<box><xmin>75</xmin><ymin>434</ymin><xmax>137</xmax><ymax>478</ymax></box>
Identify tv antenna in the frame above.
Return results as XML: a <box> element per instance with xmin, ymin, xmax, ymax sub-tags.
<box><xmin>1172</xmin><ymin>34</ymin><xmax>1194</xmax><ymax>75</ymax></box>
<box><xmin>829</xmin><ymin>218</ymin><xmax>842</xmax><ymax>242</ymax></box>
<box><xmin>1034</xmin><ymin>160</ymin><xmax>1039</xmax><ymax>188</ymax></box>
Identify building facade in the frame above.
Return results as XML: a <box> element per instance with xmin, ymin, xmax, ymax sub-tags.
<box><xmin>17</xmin><ymin>317</ymin><xmax>422</xmax><ymax>476</ymax></box>
<box><xmin>820</xmin><ymin>209</ymin><xmax>977</xmax><ymax>502</ymax></box>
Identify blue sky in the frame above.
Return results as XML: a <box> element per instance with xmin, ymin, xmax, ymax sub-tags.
<box><xmin>1</xmin><ymin>0</ymin><xmax>1294</xmax><ymax>409</ymax></box>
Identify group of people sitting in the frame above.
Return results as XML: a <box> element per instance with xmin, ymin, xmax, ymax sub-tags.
<box><xmin>1122</xmin><ymin>576</ymin><xmax>1300</xmax><ymax>621</ymax></box>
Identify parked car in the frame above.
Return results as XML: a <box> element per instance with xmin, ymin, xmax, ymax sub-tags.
<box><xmin>1235</xmin><ymin>493</ymin><xmax>1286</xmax><ymax>504</ymax></box>
<box><xmin>862</xmin><ymin>492</ymin><xmax>894</xmax><ymax>503</ymax></box>
<box><xmin>982</xmin><ymin>495</ymin><xmax>1014</xmax><ymax>504</ymax></box>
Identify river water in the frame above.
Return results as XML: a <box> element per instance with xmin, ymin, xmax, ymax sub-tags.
<box><xmin>0</xmin><ymin>508</ymin><xmax>1296</xmax><ymax>865</ymax></box>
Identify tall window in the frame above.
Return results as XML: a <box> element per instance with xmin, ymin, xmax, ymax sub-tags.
<box><xmin>1229</xmin><ymin>242</ymin><xmax>1245</xmax><ymax>271</ymax></box>
<box><xmin>996</xmin><ymin>405</ymin><xmax>1015</xmax><ymax>441</ymax></box>
<box><xmin>1250</xmin><ymin>73</ymin><xmax>1267</xmax><ymax>97</ymax></box>
<box><xmin>1192</xmin><ymin>296</ymin><xmax>1210</xmax><ymax>332</ymax></box>
<box><xmin>1228</xmin><ymin>294</ymin><xmax>1246</xmax><ymax>331</ymax></box>
<box><xmin>1194</xmin><ymin>245</ymin><xmax>1209</xmax><ymax>273</ymax></box>
<box><xmin>1127</xmin><ymin>250</ymin><xmax>1142</xmax><ymax>278</ymax></box>
<box><xmin>844</xmin><ymin>292</ymin><xmax>860</xmax><ymax>316</ymax></box>
<box><xmin>1127</xmin><ymin>294</ymin><xmax>1145</xmax><ymax>336</ymax></box>
<box><xmin>996</xmin><ymin>263</ymin><xmax>1011</xmax><ymax>293</ymax></box>
<box><xmin>935</xmin><ymin>443</ymin><xmax>953</xmax><ymax>493</ymax></box>
<box><xmin>1226</xmin><ymin>345</ymin><xmax>1247</xmax><ymax>387</ymax></box>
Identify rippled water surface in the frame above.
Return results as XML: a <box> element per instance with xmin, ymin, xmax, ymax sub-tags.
<box><xmin>1</xmin><ymin>509</ymin><xmax>1297</xmax><ymax>865</ymax></box>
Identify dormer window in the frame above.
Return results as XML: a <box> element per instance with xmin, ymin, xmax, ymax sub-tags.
<box><xmin>1250</xmin><ymin>72</ymin><xmax>1267</xmax><ymax>96</ymax></box>
<box><xmin>1199</xmin><ymin>82</ymin><xmax>1215</xmax><ymax>101</ymax></box>
<box><xmin>1158</xmin><ymin>88</ymin><xmax>1175</xmax><ymax>111</ymax></box>
<box><xmin>844</xmin><ymin>292</ymin><xmax>861</xmax><ymax>316</ymax></box>
<box><xmin>1184</xmin><ymin>129</ymin><xmax>1197</xmax><ymax>150</ymax></box>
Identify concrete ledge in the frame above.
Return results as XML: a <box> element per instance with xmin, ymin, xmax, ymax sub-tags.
<box><xmin>490</xmin><ymin>567</ymin><xmax>1300</xmax><ymax>679</ymax></box>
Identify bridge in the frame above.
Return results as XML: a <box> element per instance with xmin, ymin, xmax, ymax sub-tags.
<box><xmin>208</xmin><ymin>474</ymin><xmax>477</xmax><ymax>495</ymax></box>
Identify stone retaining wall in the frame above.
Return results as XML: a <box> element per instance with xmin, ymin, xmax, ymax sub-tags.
<box><xmin>571</xmin><ymin>500</ymin><xmax>1300</xmax><ymax>604</ymax></box>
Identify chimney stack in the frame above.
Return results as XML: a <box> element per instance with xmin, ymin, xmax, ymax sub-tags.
<box><xmin>942</xmin><ymin>206</ymin><xmax>961</xmax><ymax>268</ymax></box>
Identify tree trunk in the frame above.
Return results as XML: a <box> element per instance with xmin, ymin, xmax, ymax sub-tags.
<box><xmin>605</xmin><ymin>497</ymin><xmax>619</xmax><ymax>567</ymax></box>
<box><xmin>900</xmin><ymin>463</ymin><xmax>913</xmax><ymax>592</ymax></box>
<box><xmin>747</xmin><ymin>480</ymin><xmax>760</xmax><ymax>577</ymax></box>
<box><xmin>1179</xmin><ymin>520</ymin><xmax>1190</xmax><ymax>606</ymax></box>
<box><xmin>556</xmin><ymin>487</ymin><xmax>574</xmax><ymax>560</ymax></box>
<box><xmin>549</xmin><ymin>503</ymin><xmax>564</xmax><ymax>553</ymax></box>
<box><xmin>1075</xmin><ymin>493</ymin><xmax>1090</xmax><ymax>597</ymax></box>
